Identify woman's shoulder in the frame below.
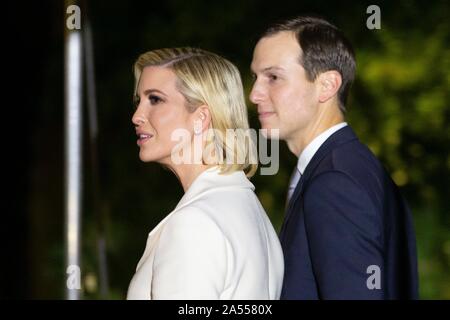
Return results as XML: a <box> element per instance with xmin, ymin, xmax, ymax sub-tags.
<box><xmin>163</xmin><ymin>205</ymin><xmax>224</xmax><ymax>236</ymax></box>
<box><xmin>156</xmin><ymin>206</ymin><xmax>229</xmax><ymax>254</ymax></box>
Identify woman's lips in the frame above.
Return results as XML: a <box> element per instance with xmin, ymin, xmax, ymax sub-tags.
<box><xmin>137</xmin><ymin>134</ymin><xmax>153</xmax><ymax>146</ymax></box>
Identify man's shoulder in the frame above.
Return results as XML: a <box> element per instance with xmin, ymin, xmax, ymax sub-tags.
<box><xmin>315</xmin><ymin>137</ymin><xmax>383</xmax><ymax>177</ymax></box>
<box><xmin>306</xmin><ymin>138</ymin><xmax>389</xmax><ymax>200</ymax></box>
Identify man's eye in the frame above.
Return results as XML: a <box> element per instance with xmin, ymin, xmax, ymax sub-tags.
<box><xmin>149</xmin><ymin>95</ymin><xmax>163</xmax><ymax>105</ymax></box>
<box><xmin>269</xmin><ymin>74</ymin><xmax>278</xmax><ymax>81</ymax></box>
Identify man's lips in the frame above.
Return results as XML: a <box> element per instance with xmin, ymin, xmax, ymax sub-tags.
<box><xmin>258</xmin><ymin>111</ymin><xmax>276</xmax><ymax>119</ymax></box>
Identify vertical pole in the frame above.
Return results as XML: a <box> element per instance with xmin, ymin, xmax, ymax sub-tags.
<box><xmin>64</xmin><ymin>1</ymin><xmax>83</xmax><ymax>300</ymax></box>
<box><xmin>84</xmin><ymin>19</ymin><xmax>110</xmax><ymax>297</ymax></box>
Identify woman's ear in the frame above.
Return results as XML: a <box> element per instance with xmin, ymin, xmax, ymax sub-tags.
<box><xmin>193</xmin><ymin>105</ymin><xmax>211</xmax><ymax>135</ymax></box>
<box><xmin>318</xmin><ymin>71</ymin><xmax>342</xmax><ymax>103</ymax></box>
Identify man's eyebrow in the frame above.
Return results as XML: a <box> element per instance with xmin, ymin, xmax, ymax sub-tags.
<box><xmin>262</xmin><ymin>66</ymin><xmax>285</xmax><ymax>72</ymax></box>
<box><xmin>251</xmin><ymin>66</ymin><xmax>285</xmax><ymax>73</ymax></box>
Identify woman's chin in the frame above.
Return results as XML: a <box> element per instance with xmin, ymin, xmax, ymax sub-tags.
<box><xmin>138</xmin><ymin>152</ymin><xmax>155</xmax><ymax>163</ymax></box>
<box><xmin>139</xmin><ymin>151</ymin><xmax>169</xmax><ymax>165</ymax></box>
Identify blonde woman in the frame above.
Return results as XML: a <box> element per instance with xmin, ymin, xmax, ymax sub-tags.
<box><xmin>126</xmin><ymin>48</ymin><xmax>283</xmax><ymax>299</ymax></box>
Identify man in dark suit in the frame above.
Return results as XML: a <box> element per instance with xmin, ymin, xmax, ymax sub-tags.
<box><xmin>250</xmin><ymin>15</ymin><xmax>418</xmax><ymax>299</ymax></box>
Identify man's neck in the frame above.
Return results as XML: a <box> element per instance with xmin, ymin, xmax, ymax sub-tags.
<box><xmin>287</xmin><ymin>107</ymin><xmax>344</xmax><ymax>157</ymax></box>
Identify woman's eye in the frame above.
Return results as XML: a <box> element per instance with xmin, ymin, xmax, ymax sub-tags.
<box><xmin>149</xmin><ymin>95</ymin><xmax>162</xmax><ymax>105</ymax></box>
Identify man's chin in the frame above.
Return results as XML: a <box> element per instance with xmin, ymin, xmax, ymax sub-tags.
<box><xmin>260</xmin><ymin>126</ymin><xmax>282</xmax><ymax>140</ymax></box>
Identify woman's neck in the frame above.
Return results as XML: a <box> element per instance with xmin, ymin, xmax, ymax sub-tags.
<box><xmin>168</xmin><ymin>163</ymin><xmax>216</xmax><ymax>192</ymax></box>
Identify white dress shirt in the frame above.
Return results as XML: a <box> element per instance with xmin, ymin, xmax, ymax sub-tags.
<box><xmin>127</xmin><ymin>166</ymin><xmax>284</xmax><ymax>300</ymax></box>
<box><xmin>287</xmin><ymin>122</ymin><xmax>348</xmax><ymax>202</ymax></box>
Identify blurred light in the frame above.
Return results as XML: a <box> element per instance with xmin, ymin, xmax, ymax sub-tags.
<box><xmin>65</xmin><ymin>29</ymin><xmax>83</xmax><ymax>300</ymax></box>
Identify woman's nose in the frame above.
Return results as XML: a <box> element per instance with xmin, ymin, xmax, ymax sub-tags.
<box><xmin>132</xmin><ymin>108</ymin><xmax>147</xmax><ymax>126</ymax></box>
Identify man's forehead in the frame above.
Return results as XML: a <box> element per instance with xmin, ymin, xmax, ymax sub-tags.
<box><xmin>259</xmin><ymin>31</ymin><xmax>299</xmax><ymax>49</ymax></box>
<box><xmin>251</xmin><ymin>32</ymin><xmax>301</xmax><ymax>71</ymax></box>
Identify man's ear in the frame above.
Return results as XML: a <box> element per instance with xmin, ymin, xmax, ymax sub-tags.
<box><xmin>318</xmin><ymin>71</ymin><xmax>342</xmax><ymax>103</ymax></box>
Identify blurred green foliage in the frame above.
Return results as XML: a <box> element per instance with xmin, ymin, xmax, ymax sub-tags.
<box><xmin>29</xmin><ymin>0</ymin><xmax>449</xmax><ymax>299</ymax></box>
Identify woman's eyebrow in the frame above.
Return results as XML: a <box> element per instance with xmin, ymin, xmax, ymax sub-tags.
<box><xmin>142</xmin><ymin>88</ymin><xmax>167</xmax><ymax>97</ymax></box>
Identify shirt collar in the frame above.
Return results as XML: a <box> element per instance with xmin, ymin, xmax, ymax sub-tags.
<box><xmin>147</xmin><ymin>166</ymin><xmax>254</xmax><ymax>239</ymax></box>
<box><xmin>175</xmin><ymin>166</ymin><xmax>254</xmax><ymax>210</ymax></box>
<box><xmin>297</xmin><ymin>122</ymin><xmax>348</xmax><ymax>174</ymax></box>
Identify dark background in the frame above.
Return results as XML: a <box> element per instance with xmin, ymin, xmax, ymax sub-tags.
<box><xmin>4</xmin><ymin>0</ymin><xmax>449</xmax><ymax>299</ymax></box>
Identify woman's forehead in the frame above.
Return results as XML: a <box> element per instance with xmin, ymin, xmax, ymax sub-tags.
<box><xmin>138</xmin><ymin>66</ymin><xmax>178</xmax><ymax>94</ymax></box>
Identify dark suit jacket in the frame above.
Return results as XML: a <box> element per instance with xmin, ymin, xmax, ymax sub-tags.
<box><xmin>280</xmin><ymin>126</ymin><xmax>419</xmax><ymax>299</ymax></box>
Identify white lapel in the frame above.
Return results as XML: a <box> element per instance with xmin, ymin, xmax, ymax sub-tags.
<box><xmin>135</xmin><ymin>166</ymin><xmax>254</xmax><ymax>271</ymax></box>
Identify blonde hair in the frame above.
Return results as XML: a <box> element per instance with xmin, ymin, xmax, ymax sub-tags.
<box><xmin>134</xmin><ymin>47</ymin><xmax>257</xmax><ymax>177</ymax></box>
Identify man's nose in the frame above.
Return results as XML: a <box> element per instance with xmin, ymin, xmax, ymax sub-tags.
<box><xmin>249</xmin><ymin>83</ymin><xmax>264</xmax><ymax>105</ymax></box>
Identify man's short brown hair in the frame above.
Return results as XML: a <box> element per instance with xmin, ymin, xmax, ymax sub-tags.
<box><xmin>262</xmin><ymin>15</ymin><xmax>356</xmax><ymax>112</ymax></box>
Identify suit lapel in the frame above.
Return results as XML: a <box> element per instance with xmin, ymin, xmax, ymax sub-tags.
<box><xmin>280</xmin><ymin>173</ymin><xmax>305</xmax><ymax>237</ymax></box>
<box><xmin>280</xmin><ymin>126</ymin><xmax>359</xmax><ymax>235</ymax></box>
